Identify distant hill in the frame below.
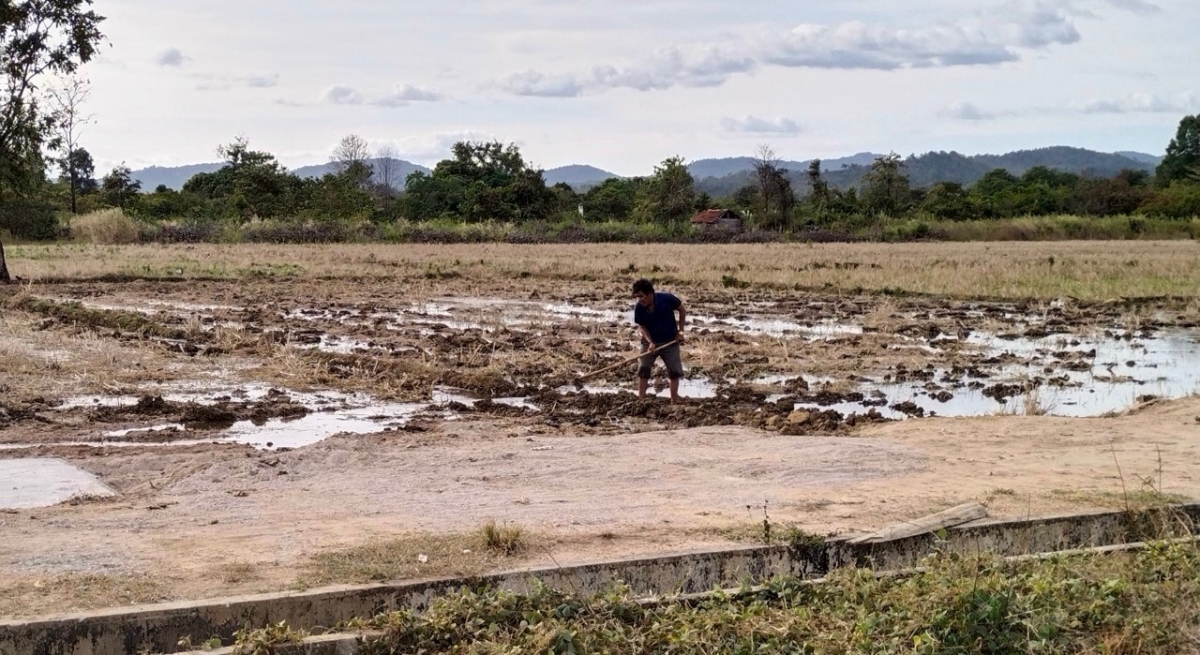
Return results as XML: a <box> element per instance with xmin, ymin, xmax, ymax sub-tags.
<box><xmin>131</xmin><ymin>158</ymin><xmax>431</xmax><ymax>191</ymax></box>
<box><xmin>292</xmin><ymin>158</ymin><xmax>431</xmax><ymax>183</ymax></box>
<box><xmin>545</xmin><ymin>164</ymin><xmax>618</xmax><ymax>187</ymax></box>
<box><xmin>1114</xmin><ymin>151</ymin><xmax>1163</xmax><ymax>167</ymax></box>
<box><xmin>132</xmin><ymin>163</ymin><xmax>223</xmax><ymax>191</ymax></box>
<box><xmin>686</xmin><ymin>153</ymin><xmax>880</xmax><ymax>180</ymax></box>
<box><xmin>695</xmin><ymin>147</ymin><xmax>1161</xmax><ymax>197</ymax></box>
<box><xmin>133</xmin><ymin>147</ymin><xmax>1164</xmax><ymax>196</ymax></box>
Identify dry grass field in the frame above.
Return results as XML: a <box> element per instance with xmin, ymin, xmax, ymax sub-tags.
<box><xmin>6</xmin><ymin>240</ymin><xmax>1200</xmax><ymax>299</ymax></box>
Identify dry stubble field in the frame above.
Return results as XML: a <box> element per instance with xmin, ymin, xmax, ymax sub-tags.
<box><xmin>1</xmin><ymin>241</ymin><xmax>1199</xmax><ymax>618</ymax></box>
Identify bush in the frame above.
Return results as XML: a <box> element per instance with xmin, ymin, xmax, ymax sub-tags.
<box><xmin>0</xmin><ymin>199</ymin><xmax>60</xmax><ymax>240</ymax></box>
<box><xmin>69</xmin><ymin>209</ymin><xmax>141</xmax><ymax>244</ymax></box>
<box><xmin>144</xmin><ymin>219</ymin><xmax>223</xmax><ymax>244</ymax></box>
<box><xmin>1137</xmin><ymin>182</ymin><xmax>1200</xmax><ymax>219</ymax></box>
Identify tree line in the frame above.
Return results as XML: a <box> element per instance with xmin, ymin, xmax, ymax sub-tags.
<box><xmin>1</xmin><ymin>1</ymin><xmax>1198</xmax><ymax>246</ymax></box>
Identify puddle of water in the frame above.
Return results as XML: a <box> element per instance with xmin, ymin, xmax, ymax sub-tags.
<box><xmin>560</xmin><ymin>377</ymin><xmax>720</xmax><ymax>399</ymax></box>
<box><xmin>431</xmin><ymin>386</ymin><xmax>539</xmax><ymax>410</ymax></box>
<box><xmin>776</xmin><ymin>329</ymin><xmax>1200</xmax><ymax>419</ymax></box>
<box><xmin>0</xmin><ymin>458</ymin><xmax>115</xmax><ymax>509</ymax></box>
<box><xmin>294</xmin><ymin>335</ymin><xmax>372</xmax><ymax>354</ymax></box>
<box><xmin>221</xmin><ymin>403</ymin><xmax>426</xmax><ymax>450</ymax></box>
<box><xmin>59</xmin><ymin>395</ymin><xmax>143</xmax><ymax>409</ymax></box>
<box><xmin>46</xmin><ymin>386</ymin><xmax>431</xmax><ymax>452</ymax></box>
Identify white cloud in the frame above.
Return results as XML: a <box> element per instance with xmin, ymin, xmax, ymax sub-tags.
<box><xmin>375</xmin><ymin>84</ymin><xmax>444</xmax><ymax>107</ymax></box>
<box><xmin>498</xmin><ymin>2</ymin><xmax>1082</xmax><ymax>96</ymax></box>
<box><xmin>938</xmin><ymin>102</ymin><xmax>996</xmax><ymax>121</ymax></box>
<box><xmin>324</xmin><ymin>86</ymin><xmax>365</xmax><ymax>105</ymax></box>
<box><xmin>500</xmin><ymin>70</ymin><xmax>584</xmax><ymax>97</ymax></box>
<box><xmin>244</xmin><ymin>73</ymin><xmax>280</xmax><ymax>89</ymax></box>
<box><xmin>720</xmin><ymin>116</ymin><xmax>803</xmax><ymax>136</ymax></box>
<box><xmin>1103</xmin><ymin>0</ymin><xmax>1161</xmax><ymax>15</ymax></box>
<box><xmin>155</xmin><ymin>48</ymin><xmax>184</xmax><ymax>67</ymax></box>
<box><xmin>1080</xmin><ymin>92</ymin><xmax>1199</xmax><ymax>114</ymax></box>
<box><xmin>377</xmin><ymin>130</ymin><xmax>505</xmax><ymax>164</ymax></box>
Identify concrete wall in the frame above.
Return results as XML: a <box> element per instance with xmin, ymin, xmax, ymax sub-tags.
<box><xmin>3</xmin><ymin>504</ymin><xmax>1196</xmax><ymax>655</ymax></box>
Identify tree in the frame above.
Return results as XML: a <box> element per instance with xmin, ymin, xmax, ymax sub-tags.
<box><xmin>1156</xmin><ymin>115</ymin><xmax>1200</xmax><ymax>187</ymax></box>
<box><xmin>331</xmin><ymin>134</ymin><xmax>372</xmax><ymax>188</ymax></box>
<box><xmin>807</xmin><ymin>159</ymin><xmax>829</xmax><ymax>204</ymax></box>
<box><xmin>753</xmin><ymin>144</ymin><xmax>781</xmax><ymax>218</ymax></box>
<box><xmin>0</xmin><ymin>0</ymin><xmax>105</xmax><ymax>200</ymax></box>
<box><xmin>60</xmin><ymin>147</ymin><xmax>97</xmax><ymax>193</ymax></box>
<box><xmin>732</xmin><ymin>184</ymin><xmax>758</xmax><ymax>212</ymax></box>
<box><xmin>862</xmin><ymin>153</ymin><xmax>912</xmax><ymax>216</ymax></box>
<box><xmin>632</xmin><ymin>156</ymin><xmax>695</xmax><ymax>225</ymax></box>
<box><xmin>45</xmin><ymin>76</ymin><xmax>92</xmax><ymax>212</ymax></box>
<box><xmin>0</xmin><ymin>238</ymin><xmax>9</xmax><ymax>282</ymax></box>
<box><xmin>185</xmin><ymin>137</ymin><xmax>302</xmax><ymax>219</ymax></box>
<box><xmin>374</xmin><ymin>145</ymin><xmax>400</xmax><ymax>202</ymax></box>
<box><xmin>920</xmin><ymin>182</ymin><xmax>978</xmax><ymax>220</ymax></box>
<box><xmin>101</xmin><ymin>163</ymin><xmax>140</xmax><ymax>209</ymax></box>
<box><xmin>581</xmin><ymin>177</ymin><xmax>637</xmax><ymax>221</ymax></box>
<box><xmin>403</xmin><ymin>141</ymin><xmax>556</xmax><ymax>222</ymax></box>
<box><xmin>1072</xmin><ymin>176</ymin><xmax>1148</xmax><ymax>216</ymax></box>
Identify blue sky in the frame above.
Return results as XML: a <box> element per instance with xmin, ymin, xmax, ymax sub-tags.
<box><xmin>82</xmin><ymin>0</ymin><xmax>1198</xmax><ymax>175</ymax></box>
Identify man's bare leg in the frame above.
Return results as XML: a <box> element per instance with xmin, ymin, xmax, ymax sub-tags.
<box><xmin>637</xmin><ymin>376</ymin><xmax>649</xmax><ymax>398</ymax></box>
<box><xmin>669</xmin><ymin>378</ymin><xmax>680</xmax><ymax>403</ymax></box>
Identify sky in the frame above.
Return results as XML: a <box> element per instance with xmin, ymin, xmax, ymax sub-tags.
<box><xmin>78</xmin><ymin>0</ymin><xmax>1199</xmax><ymax>176</ymax></box>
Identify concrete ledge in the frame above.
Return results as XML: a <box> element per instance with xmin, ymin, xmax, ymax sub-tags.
<box><xmin>3</xmin><ymin>503</ymin><xmax>1197</xmax><ymax>655</ymax></box>
<box><xmin>175</xmin><ymin>536</ymin><xmax>1200</xmax><ymax>655</ymax></box>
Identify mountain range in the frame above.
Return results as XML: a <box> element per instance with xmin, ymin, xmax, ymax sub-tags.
<box><xmin>130</xmin><ymin>147</ymin><xmax>1164</xmax><ymax>194</ymax></box>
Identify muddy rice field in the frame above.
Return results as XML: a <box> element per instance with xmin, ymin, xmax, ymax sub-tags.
<box><xmin>1</xmin><ymin>242</ymin><xmax>1199</xmax><ymax>617</ymax></box>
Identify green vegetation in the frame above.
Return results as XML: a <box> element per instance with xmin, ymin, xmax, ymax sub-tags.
<box><xmin>0</xmin><ymin>0</ymin><xmax>1197</xmax><ymax>245</ymax></box>
<box><xmin>307</xmin><ymin>543</ymin><xmax>1200</xmax><ymax>655</ymax></box>
<box><xmin>6</xmin><ymin>121</ymin><xmax>1198</xmax><ymax>244</ymax></box>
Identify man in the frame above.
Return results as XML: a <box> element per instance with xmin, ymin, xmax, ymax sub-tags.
<box><xmin>631</xmin><ymin>278</ymin><xmax>687</xmax><ymax>402</ymax></box>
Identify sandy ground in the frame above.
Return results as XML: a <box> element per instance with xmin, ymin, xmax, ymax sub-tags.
<box><xmin>2</xmin><ymin>397</ymin><xmax>1197</xmax><ymax>618</ymax></box>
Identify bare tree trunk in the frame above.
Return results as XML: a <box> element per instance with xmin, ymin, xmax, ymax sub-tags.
<box><xmin>0</xmin><ymin>238</ymin><xmax>10</xmax><ymax>283</ymax></box>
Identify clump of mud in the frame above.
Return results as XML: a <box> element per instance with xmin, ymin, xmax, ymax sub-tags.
<box><xmin>516</xmin><ymin>385</ymin><xmax>891</xmax><ymax>434</ymax></box>
<box><xmin>88</xmin><ymin>392</ymin><xmax>310</xmax><ymax>429</ymax></box>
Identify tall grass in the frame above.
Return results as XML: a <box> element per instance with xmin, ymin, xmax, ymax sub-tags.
<box><xmin>69</xmin><ymin>209</ymin><xmax>141</xmax><ymax>244</ymax></box>
<box><xmin>880</xmin><ymin>214</ymin><xmax>1200</xmax><ymax>242</ymax></box>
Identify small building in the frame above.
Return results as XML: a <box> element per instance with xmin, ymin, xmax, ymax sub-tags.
<box><xmin>690</xmin><ymin>209</ymin><xmax>744</xmax><ymax>232</ymax></box>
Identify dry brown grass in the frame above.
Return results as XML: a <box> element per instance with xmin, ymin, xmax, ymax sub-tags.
<box><xmin>297</xmin><ymin>531</ymin><xmax>534</xmax><ymax>588</ymax></box>
<box><xmin>0</xmin><ymin>573</ymin><xmax>169</xmax><ymax>618</ymax></box>
<box><xmin>5</xmin><ymin>241</ymin><xmax>1200</xmax><ymax>300</ymax></box>
<box><xmin>68</xmin><ymin>209</ymin><xmax>141</xmax><ymax>245</ymax></box>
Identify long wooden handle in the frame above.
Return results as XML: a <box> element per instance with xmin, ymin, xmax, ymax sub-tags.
<box><xmin>576</xmin><ymin>340</ymin><xmax>679</xmax><ymax>382</ymax></box>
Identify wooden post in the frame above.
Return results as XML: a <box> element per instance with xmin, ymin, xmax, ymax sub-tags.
<box><xmin>849</xmin><ymin>503</ymin><xmax>988</xmax><ymax>545</ymax></box>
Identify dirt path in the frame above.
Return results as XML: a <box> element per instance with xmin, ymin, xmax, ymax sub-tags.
<box><xmin>2</xmin><ymin>399</ymin><xmax>1197</xmax><ymax>618</ymax></box>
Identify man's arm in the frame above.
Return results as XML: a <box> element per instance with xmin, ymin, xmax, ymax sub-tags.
<box><xmin>676</xmin><ymin>303</ymin><xmax>687</xmax><ymax>343</ymax></box>
<box><xmin>639</xmin><ymin>325</ymin><xmax>655</xmax><ymax>347</ymax></box>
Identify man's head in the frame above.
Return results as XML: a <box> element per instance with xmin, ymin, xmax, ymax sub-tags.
<box><xmin>632</xmin><ymin>278</ymin><xmax>655</xmax><ymax>307</ymax></box>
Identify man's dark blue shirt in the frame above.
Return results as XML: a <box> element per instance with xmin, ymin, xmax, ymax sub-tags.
<box><xmin>634</xmin><ymin>292</ymin><xmax>682</xmax><ymax>343</ymax></box>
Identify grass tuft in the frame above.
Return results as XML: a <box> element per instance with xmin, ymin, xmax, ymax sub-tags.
<box><xmin>479</xmin><ymin>520</ymin><xmax>526</xmax><ymax>556</ymax></box>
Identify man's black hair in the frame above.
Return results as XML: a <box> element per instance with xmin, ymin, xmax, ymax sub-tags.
<box><xmin>632</xmin><ymin>278</ymin><xmax>654</xmax><ymax>296</ymax></box>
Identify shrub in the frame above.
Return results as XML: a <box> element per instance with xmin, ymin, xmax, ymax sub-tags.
<box><xmin>69</xmin><ymin>209</ymin><xmax>141</xmax><ymax>244</ymax></box>
<box><xmin>1137</xmin><ymin>182</ymin><xmax>1200</xmax><ymax>219</ymax></box>
<box><xmin>0</xmin><ymin>199</ymin><xmax>59</xmax><ymax>240</ymax></box>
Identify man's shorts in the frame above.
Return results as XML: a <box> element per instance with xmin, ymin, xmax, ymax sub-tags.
<box><xmin>637</xmin><ymin>342</ymin><xmax>684</xmax><ymax>380</ymax></box>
